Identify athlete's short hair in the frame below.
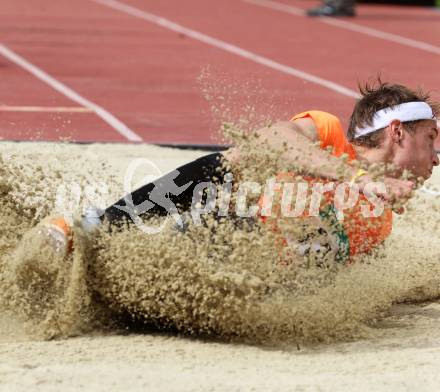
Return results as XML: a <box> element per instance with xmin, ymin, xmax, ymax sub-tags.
<box><xmin>347</xmin><ymin>78</ymin><xmax>439</xmax><ymax>148</ymax></box>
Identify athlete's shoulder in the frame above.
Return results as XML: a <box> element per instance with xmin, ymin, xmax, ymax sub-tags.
<box><xmin>291</xmin><ymin>110</ymin><xmax>355</xmax><ymax>159</ymax></box>
<box><xmin>291</xmin><ymin>110</ymin><xmax>344</xmax><ymax>140</ymax></box>
<box><xmin>291</xmin><ymin>110</ymin><xmax>342</xmax><ymax>129</ymax></box>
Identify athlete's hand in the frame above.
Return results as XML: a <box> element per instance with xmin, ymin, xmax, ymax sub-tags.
<box><xmin>358</xmin><ymin>175</ymin><xmax>416</xmax><ymax>214</ymax></box>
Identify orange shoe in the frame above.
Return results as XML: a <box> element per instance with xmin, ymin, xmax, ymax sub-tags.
<box><xmin>38</xmin><ymin>217</ymin><xmax>73</xmax><ymax>257</ymax></box>
<box><xmin>38</xmin><ymin>208</ymin><xmax>102</xmax><ymax>257</ymax></box>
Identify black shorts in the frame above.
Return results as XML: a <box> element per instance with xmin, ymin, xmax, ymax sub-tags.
<box><xmin>103</xmin><ymin>152</ymin><xmax>227</xmax><ymax>224</ymax></box>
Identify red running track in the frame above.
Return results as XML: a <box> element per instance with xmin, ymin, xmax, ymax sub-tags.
<box><xmin>0</xmin><ymin>0</ymin><xmax>439</xmax><ymax>147</ymax></box>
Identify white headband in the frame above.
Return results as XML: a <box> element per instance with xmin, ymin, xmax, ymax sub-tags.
<box><xmin>354</xmin><ymin>101</ymin><xmax>436</xmax><ymax>138</ymax></box>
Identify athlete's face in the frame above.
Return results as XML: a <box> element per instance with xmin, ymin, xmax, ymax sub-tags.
<box><xmin>393</xmin><ymin>119</ymin><xmax>439</xmax><ymax>181</ymax></box>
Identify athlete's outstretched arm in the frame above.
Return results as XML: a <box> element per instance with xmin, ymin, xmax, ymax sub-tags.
<box><xmin>224</xmin><ymin>119</ymin><xmax>415</xmax><ymax>206</ymax></box>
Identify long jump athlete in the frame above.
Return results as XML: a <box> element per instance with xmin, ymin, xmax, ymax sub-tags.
<box><xmin>43</xmin><ymin>80</ymin><xmax>439</xmax><ymax>265</ymax></box>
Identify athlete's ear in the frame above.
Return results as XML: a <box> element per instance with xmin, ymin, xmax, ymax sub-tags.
<box><xmin>389</xmin><ymin>120</ymin><xmax>404</xmax><ymax>144</ymax></box>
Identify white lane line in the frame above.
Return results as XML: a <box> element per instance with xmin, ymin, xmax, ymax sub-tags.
<box><xmin>243</xmin><ymin>0</ymin><xmax>440</xmax><ymax>56</ymax></box>
<box><xmin>0</xmin><ymin>44</ymin><xmax>143</xmax><ymax>142</ymax></box>
<box><xmin>0</xmin><ymin>105</ymin><xmax>93</xmax><ymax>113</ymax></box>
<box><xmin>90</xmin><ymin>0</ymin><xmax>359</xmax><ymax>98</ymax></box>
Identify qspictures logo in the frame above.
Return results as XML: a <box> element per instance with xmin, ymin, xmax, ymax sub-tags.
<box><xmin>55</xmin><ymin>158</ymin><xmax>389</xmax><ymax>234</ymax></box>
<box><xmin>112</xmin><ymin>162</ymin><xmax>388</xmax><ymax>234</ymax></box>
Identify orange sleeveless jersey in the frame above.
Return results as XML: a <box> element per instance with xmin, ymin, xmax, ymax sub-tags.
<box><xmin>266</xmin><ymin>111</ymin><xmax>393</xmax><ymax>257</ymax></box>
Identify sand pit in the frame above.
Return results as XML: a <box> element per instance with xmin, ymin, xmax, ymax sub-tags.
<box><xmin>1</xmin><ymin>141</ymin><xmax>440</xmax><ymax>391</ymax></box>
